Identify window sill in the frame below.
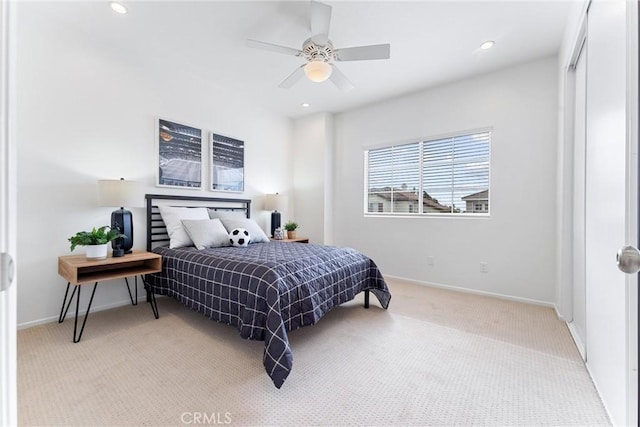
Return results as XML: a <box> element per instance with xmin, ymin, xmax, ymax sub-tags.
<box><xmin>363</xmin><ymin>213</ymin><xmax>491</xmax><ymax>219</ymax></box>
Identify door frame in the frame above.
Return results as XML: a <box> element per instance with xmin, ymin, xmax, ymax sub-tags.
<box><xmin>624</xmin><ymin>1</ymin><xmax>639</xmax><ymax>423</ymax></box>
<box><xmin>0</xmin><ymin>0</ymin><xmax>17</xmax><ymax>425</ymax></box>
<box><xmin>571</xmin><ymin>40</ymin><xmax>588</xmax><ymax>360</ymax></box>
<box><xmin>558</xmin><ymin>0</ymin><xmax>589</xmax><ymax>354</ymax></box>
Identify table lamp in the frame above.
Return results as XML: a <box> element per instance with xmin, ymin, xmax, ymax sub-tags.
<box><xmin>98</xmin><ymin>178</ymin><xmax>143</xmax><ymax>256</ymax></box>
<box><xmin>265</xmin><ymin>193</ymin><xmax>288</xmax><ymax>238</ymax></box>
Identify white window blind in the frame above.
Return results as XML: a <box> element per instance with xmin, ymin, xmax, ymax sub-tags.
<box><xmin>365</xmin><ymin>131</ymin><xmax>490</xmax><ymax>215</ymax></box>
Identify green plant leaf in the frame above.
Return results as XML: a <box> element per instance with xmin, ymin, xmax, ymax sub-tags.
<box><xmin>284</xmin><ymin>221</ymin><xmax>298</xmax><ymax>231</ymax></box>
<box><xmin>68</xmin><ymin>226</ymin><xmax>126</xmax><ymax>252</ymax></box>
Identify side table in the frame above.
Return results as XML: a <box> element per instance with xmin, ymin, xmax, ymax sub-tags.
<box><xmin>270</xmin><ymin>237</ymin><xmax>310</xmax><ymax>243</ymax></box>
<box><xmin>57</xmin><ymin>250</ymin><xmax>162</xmax><ymax>342</ymax></box>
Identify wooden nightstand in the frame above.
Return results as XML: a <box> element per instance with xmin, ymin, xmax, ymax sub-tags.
<box><xmin>57</xmin><ymin>250</ymin><xmax>162</xmax><ymax>342</ymax></box>
<box><xmin>271</xmin><ymin>237</ymin><xmax>309</xmax><ymax>243</ymax></box>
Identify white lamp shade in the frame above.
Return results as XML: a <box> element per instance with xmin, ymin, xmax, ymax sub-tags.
<box><xmin>265</xmin><ymin>193</ymin><xmax>288</xmax><ymax>212</ymax></box>
<box><xmin>304</xmin><ymin>60</ymin><xmax>332</xmax><ymax>83</ymax></box>
<box><xmin>98</xmin><ymin>179</ymin><xmax>143</xmax><ymax>208</ymax></box>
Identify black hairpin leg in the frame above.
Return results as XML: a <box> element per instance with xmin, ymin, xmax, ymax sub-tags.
<box><xmin>58</xmin><ymin>282</ymin><xmax>78</xmax><ymax>323</ymax></box>
<box><xmin>59</xmin><ymin>282</ymin><xmax>99</xmax><ymax>343</ymax></box>
<box><xmin>364</xmin><ymin>290</ymin><xmax>370</xmax><ymax>309</ymax></box>
<box><xmin>124</xmin><ymin>277</ymin><xmax>137</xmax><ymax>306</ymax></box>
<box><xmin>73</xmin><ymin>283</ymin><xmax>98</xmax><ymax>343</ymax></box>
<box><xmin>142</xmin><ymin>276</ymin><xmax>159</xmax><ymax>319</ymax></box>
<box><xmin>149</xmin><ymin>289</ymin><xmax>159</xmax><ymax>319</ymax></box>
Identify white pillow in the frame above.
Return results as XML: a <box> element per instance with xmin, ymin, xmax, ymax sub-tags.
<box><xmin>220</xmin><ymin>218</ymin><xmax>270</xmax><ymax>243</ymax></box>
<box><xmin>208</xmin><ymin>209</ymin><xmax>247</xmax><ymax>220</ymax></box>
<box><xmin>181</xmin><ymin>219</ymin><xmax>230</xmax><ymax>250</ymax></box>
<box><xmin>158</xmin><ymin>206</ymin><xmax>209</xmax><ymax>248</ymax></box>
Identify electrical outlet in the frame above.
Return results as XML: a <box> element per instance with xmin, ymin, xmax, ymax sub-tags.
<box><xmin>480</xmin><ymin>262</ymin><xmax>488</xmax><ymax>273</ymax></box>
<box><xmin>426</xmin><ymin>256</ymin><xmax>434</xmax><ymax>266</ymax></box>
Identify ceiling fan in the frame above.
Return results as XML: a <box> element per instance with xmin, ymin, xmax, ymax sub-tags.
<box><xmin>247</xmin><ymin>0</ymin><xmax>391</xmax><ymax>91</ymax></box>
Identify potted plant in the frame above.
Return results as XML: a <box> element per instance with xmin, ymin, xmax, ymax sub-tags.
<box><xmin>68</xmin><ymin>226</ymin><xmax>124</xmax><ymax>260</ymax></box>
<box><xmin>284</xmin><ymin>221</ymin><xmax>298</xmax><ymax>239</ymax></box>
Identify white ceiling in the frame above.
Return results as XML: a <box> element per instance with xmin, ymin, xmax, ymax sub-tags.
<box><xmin>39</xmin><ymin>0</ymin><xmax>574</xmax><ymax>119</ymax></box>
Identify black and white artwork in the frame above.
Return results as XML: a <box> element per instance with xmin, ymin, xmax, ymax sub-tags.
<box><xmin>210</xmin><ymin>132</ymin><xmax>244</xmax><ymax>192</ymax></box>
<box><xmin>156</xmin><ymin>118</ymin><xmax>202</xmax><ymax>189</ymax></box>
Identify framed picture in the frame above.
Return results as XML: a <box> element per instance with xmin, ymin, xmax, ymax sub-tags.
<box><xmin>210</xmin><ymin>132</ymin><xmax>244</xmax><ymax>192</ymax></box>
<box><xmin>156</xmin><ymin>118</ymin><xmax>203</xmax><ymax>189</ymax></box>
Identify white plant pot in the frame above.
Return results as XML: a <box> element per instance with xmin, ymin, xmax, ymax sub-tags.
<box><xmin>85</xmin><ymin>243</ymin><xmax>108</xmax><ymax>260</ymax></box>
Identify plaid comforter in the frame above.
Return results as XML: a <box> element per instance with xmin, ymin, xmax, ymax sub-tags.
<box><xmin>145</xmin><ymin>241</ymin><xmax>391</xmax><ymax>388</ymax></box>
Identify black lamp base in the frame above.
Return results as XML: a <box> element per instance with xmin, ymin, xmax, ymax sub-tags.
<box><xmin>111</xmin><ymin>208</ymin><xmax>133</xmax><ymax>255</ymax></box>
<box><xmin>112</xmin><ymin>248</ymin><xmax>125</xmax><ymax>258</ymax></box>
<box><xmin>270</xmin><ymin>211</ymin><xmax>281</xmax><ymax>238</ymax></box>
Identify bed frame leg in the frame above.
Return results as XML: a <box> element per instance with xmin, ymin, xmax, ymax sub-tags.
<box><xmin>364</xmin><ymin>290</ymin><xmax>370</xmax><ymax>309</ymax></box>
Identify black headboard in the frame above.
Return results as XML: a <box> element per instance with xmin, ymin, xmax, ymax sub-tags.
<box><xmin>145</xmin><ymin>194</ymin><xmax>252</xmax><ymax>251</ymax></box>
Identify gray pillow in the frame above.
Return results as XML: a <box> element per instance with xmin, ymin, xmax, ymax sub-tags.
<box><xmin>219</xmin><ymin>218</ymin><xmax>270</xmax><ymax>243</ymax></box>
<box><xmin>158</xmin><ymin>205</ymin><xmax>209</xmax><ymax>249</ymax></box>
<box><xmin>181</xmin><ymin>219</ymin><xmax>230</xmax><ymax>250</ymax></box>
<box><xmin>208</xmin><ymin>209</ymin><xmax>247</xmax><ymax>220</ymax></box>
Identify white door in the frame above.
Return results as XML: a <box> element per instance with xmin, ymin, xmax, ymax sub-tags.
<box><xmin>0</xmin><ymin>0</ymin><xmax>17</xmax><ymax>425</ymax></box>
<box><xmin>585</xmin><ymin>0</ymin><xmax>638</xmax><ymax>425</ymax></box>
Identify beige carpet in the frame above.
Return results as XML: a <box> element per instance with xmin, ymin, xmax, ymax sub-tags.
<box><xmin>17</xmin><ymin>279</ymin><xmax>610</xmax><ymax>426</ymax></box>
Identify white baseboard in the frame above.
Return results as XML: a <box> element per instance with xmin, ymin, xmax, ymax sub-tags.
<box><xmin>553</xmin><ymin>304</ymin><xmax>573</xmax><ymax>322</ymax></box>
<box><xmin>384</xmin><ymin>274</ymin><xmax>555</xmax><ymax>308</ymax></box>
<box><xmin>566</xmin><ymin>321</ymin><xmax>587</xmax><ymax>360</ymax></box>
<box><xmin>584</xmin><ymin>361</ymin><xmax>614</xmax><ymax>425</ymax></box>
<box><xmin>17</xmin><ymin>298</ymin><xmax>140</xmax><ymax>330</ymax></box>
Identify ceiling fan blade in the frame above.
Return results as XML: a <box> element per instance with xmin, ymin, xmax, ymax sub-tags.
<box><xmin>310</xmin><ymin>1</ymin><xmax>332</xmax><ymax>45</ymax></box>
<box><xmin>329</xmin><ymin>64</ymin><xmax>354</xmax><ymax>92</ymax></box>
<box><xmin>278</xmin><ymin>65</ymin><xmax>306</xmax><ymax>89</ymax></box>
<box><xmin>334</xmin><ymin>44</ymin><xmax>391</xmax><ymax>61</ymax></box>
<box><xmin>247</xmin><ymin>39</ymin><xmax>302</xmax><ymax>57</ymax></box>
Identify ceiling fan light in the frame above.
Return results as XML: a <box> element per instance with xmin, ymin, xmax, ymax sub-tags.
<box><xmin>304</xmin><ymin>60</ymin><xmax>332</xmax><ymax>83</ymax></box>
<box><xmin>109</xmin><ymin>1</ymin><xmax>127</xmax><ymax>14</ymax></box>
<box><xmin>480</xmin><ymin>40</ymin><xmax>495</xmax><ymax>50</ymax></box>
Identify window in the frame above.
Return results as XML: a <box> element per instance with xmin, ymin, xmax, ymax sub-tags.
<box><xmin>369</xmin><ymin>202</ymin><xmax>384</xmax><ymax>212</ymax></box>
<box><xmin>365</xmin><ymin>130</ymin><xmax>490</xmax><ymax>215</ymax></box>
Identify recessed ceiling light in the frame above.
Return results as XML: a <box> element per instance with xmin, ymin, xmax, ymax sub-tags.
<box><xmin>110</xmin><ymin>2</ymin><xmax>127</xmax><ymax>14</ymax></box>
<box><xmin>301</xmin><ymin>103</ymin><xmax>310</xmax><ymax>108</ymax></box>
<box><xmin>480</xmin><ymin>40</ymin><xmax>495</xmax><ymax>50</ymax></box>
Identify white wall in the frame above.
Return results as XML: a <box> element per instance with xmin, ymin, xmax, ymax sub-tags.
<box><xmin>16</xmin><ymin>3</ymin><xmax>292</xmax><ymax>327</ymax></box>
<box><xmin>331</xmin><ymin>57</ymin><xmax>559</xmax><ymax>304</ymax></box>
<box><xmin>291</xmin><ymin>113</ymin><xmax>334</xmax><ymax>245</ymax></box>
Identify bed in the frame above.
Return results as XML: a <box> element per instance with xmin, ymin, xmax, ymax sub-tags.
<box><xmin>143</xmin><ymin>194</ymin><xmax>391</xmax><ymax>388</ymax></box>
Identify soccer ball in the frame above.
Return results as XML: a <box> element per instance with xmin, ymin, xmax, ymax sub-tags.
<box><xmin>229</xmin><ymin>228</ymin><xmax>250</xmax><ymax>247</ymax></box>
